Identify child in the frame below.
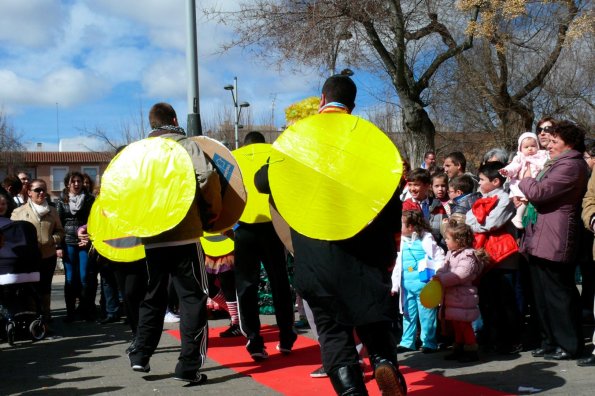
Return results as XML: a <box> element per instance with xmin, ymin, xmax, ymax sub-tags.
<box><xmin>499</xmin><ymin>132</ymin><xmax>548</xmax><ymax>229</ymax></box>
<box><xmin>466</xmin><ymin>161</ymin><xmax>522</xmax><ymax>354</ymax></box>
<box><xmin>392</xmin><ymin>210</ymin><xmax>445</xmax><ymax>353</ymax></box>
<box><xmin>434</xmin><ymin>219</ymin><xmax>484</xmax><ymax>362</ymax></box>
<box><xmin>432</xmin><ymin>173</ymin><xmax>450</xmax><ymax>216</ymax></box>
<box><xmin>447</xmin><ymin>175</ymin><xmax>481</xmax><ymax>220</ymax></box>
<box><xmin>403</xmin><ymin>168</ymin><xmax>447</xmax><ymax>244</ymax></box>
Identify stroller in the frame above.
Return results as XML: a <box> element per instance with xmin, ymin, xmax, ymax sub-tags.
<box><xmin>0</xmin><ymin>218</ymin><xmax>46</xmax><ymax>345</ymax></box>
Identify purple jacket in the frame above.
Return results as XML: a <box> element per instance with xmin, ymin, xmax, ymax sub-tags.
<box><xmin>436</xmin><ymin>248</ymin><xmax>481</xmax><ymax>322</ymax></box>
<box><xmin>519</xmin><ymin>149</ymin><xmax>589</xmax><ymax>263</ymax></box>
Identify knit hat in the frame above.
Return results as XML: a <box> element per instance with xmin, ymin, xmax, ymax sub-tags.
<box><xmin>517</xmin><ymin>132</ymin><xmax>539</xmax><ymax>152</ymax></box>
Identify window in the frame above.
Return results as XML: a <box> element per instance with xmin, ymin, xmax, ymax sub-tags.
<box><xmin>51</xmin><ymin>167</ymin><xmax>68</xmax><ymax>192</ymax></box>
<box><xmin>81</xmin><ymin>167</ymin><xmax>99</xmax><ymax>186</ymax></box>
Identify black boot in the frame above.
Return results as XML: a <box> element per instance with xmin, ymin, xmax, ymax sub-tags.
<box><xmin>369</xmin><ymin>355</ymin><xmax>407</xmax><ymax>396</ymax></box>
<box><xmin>63</xmin><ymin>284</ymin><xmax>76</xmax><ymax>323</ymax></box>
<box><xmin>328</xmin><ymin>364</ymin><xmax>368</xmax><ymax>396</ymax></box>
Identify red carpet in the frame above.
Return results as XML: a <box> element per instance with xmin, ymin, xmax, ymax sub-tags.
<box><xmin>166</xmin><ymin>325</ymin><xmax>513</xmax><ymax>395</ymax></box>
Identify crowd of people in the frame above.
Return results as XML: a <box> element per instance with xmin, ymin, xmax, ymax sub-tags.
<box><xmin>1</xmin><ymin>74</ymin><xmax>594</xmax><ymax>395</ymax></box>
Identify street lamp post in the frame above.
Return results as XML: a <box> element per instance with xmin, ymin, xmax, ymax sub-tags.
<box><xmin>224</xmin><ymin>77</ymin><xmax>250</xmax><ymax>149</ymax></box>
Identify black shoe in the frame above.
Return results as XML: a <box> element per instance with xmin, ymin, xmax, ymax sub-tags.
<box><xmin>99</xmin><ymin>316</ymin><xmax>119</xmax><ymax>324</ymax></box>
<box><xmin>62</xmin><ymin>315</ymin><xmax>75</xmax><ymax>324</ymax></box>
<box><xmin>544</xmin><ymin>348</ymin><xmax>574</xmax><ymax>361</ymax></box>
<box><xmin>577</xmin><ymin>355</ymin><xmax>595</xmax><ymax>367</ymax></box>
<box><xmin>125</xmin><ymin>338</ymin><xmax>137</xmax><ymax>354</ymax></box>
<box><xmin>374</xmin><ymin>360</ymin><xmax>407</xmax><ymax>396</ymax></box>
<box><xmin>420</xmin><ymin>347</ymin><xmax>437</xmax><ymax>354</ymax></box>
<box><xmin>397</xmin><ymin>345</ymin><xmax>415</xmax><ymax>353</ymax></box>
<box><xmin>173</xmin><ymin>372</ymin><xmax>207</xmax><ymax>384</ymax></box>
<box><xmin>444</xmin><ymin>345</ymin><xmax>464</xmax><ymax>361</ymax></box>
<box><xmin>277</xmin><ymin>330</ymin><xmax>298</xmax><ymax>354</ymax></box>
<box><xmin>531</xmin><ymin>347</ymin><xmax>556</xmax><ymax>357</ymax></box>
<box><xmin>246</xmin><ymin>338</ymin><xmax>269</xmax><ymax>361</ymax></box>
<box><xmin>219</xmin><ymin>323</ymin><xmax>242</xmax><ymax>338</ymax></box>
<box><xmin>458</xmin><ymin>350</ymin><xmax>480</xmax><ymax>363</ymax></box>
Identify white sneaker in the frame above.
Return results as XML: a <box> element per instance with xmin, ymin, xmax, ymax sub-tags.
<box><xmin>164</xmin><ymin>312</ymin><xmax>180</xmax><ymax>323</ymax></box>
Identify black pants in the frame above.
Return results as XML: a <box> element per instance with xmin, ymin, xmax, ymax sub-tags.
<box><xmin>528</xmin><ymin>255</ymin><xmax>583</xmax><ymax>356</ymax></box>
<box><xmin>36</xmin><ymin>255</ymin><xmax>57</xmax><ymax>295</ymax></box>
<box><xmin>129</xmin><ymin>243</ymin><xmax>208</xmax><ymax>376</ymax></box>
<box><xmin>234</xmin><ymin>222</ymin><xmax>293</xmax><ymax>342</ymax></box>
<box><xmin>309</xmin><ymin>303</ymin><xmax>399</xmax><ymax>373</ymax></box>
<box><xmin>113</xmin><ymin>260</ymin><xmax>147</xmax><ymax>335</ymax></box>
<box><xmin>479</xmin><ymin>268</ymin><xmax>522</xmax><ymax>348</ymax></box>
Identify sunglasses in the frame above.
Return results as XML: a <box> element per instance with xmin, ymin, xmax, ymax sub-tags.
<box><xmin>32</xmin><ymin>188</ymin><xmax>46</xmax><ymax>194</ymax></box>
<box><xmin>537</xmin><ymin>126</ymin><xmax>555</xmax><ymax>133</ymax></box>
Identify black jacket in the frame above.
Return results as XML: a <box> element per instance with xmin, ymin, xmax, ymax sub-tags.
<box><xmin>56</xmin><ymin>193</ymin><xmax>95</xmax><ymax>245</ymax></box>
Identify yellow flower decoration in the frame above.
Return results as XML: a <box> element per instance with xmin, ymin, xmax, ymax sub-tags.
<box><xmin>285</xmin><ymin>96</ymin><xmax>320</xmax><ymax>125</ymax></box>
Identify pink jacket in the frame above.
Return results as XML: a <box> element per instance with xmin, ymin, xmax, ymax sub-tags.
<box><xmin>435</xmin><ymin>248</ymin><xmax>481</xmax><ymax>322</ymax></box>
<box><xmin>503</xmin><ymin>132</ymin><xmax>548</xmax><ymax>198</ymax></box>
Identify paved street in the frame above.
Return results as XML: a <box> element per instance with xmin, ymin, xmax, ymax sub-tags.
<box><xmin>1</xmin><ymin>275</ymin><xmax>594</xmax><ymax>395</ymax></box>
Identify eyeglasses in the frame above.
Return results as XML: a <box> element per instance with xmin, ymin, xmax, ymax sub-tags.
<box><xmin>32</xmin><ymin>188</ymin><xmax>46</xmax><ymax>194</ymax></box>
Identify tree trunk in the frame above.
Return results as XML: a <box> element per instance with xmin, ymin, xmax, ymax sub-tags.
<box><xmin>400</xmin><ymin>99</ymin><xmax>436</xmax><ymax>168</ymax></box>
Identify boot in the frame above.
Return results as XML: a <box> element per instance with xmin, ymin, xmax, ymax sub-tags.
<box><xmin>63</xmin><ymin>284</ymin><xmax>76</xmax><ymax>323</ymax></box>
<box><xmin>370</xmin><ymin>355</ymin><xmax>407</xmax><ymax>396</ymax></box>
<box><xmin>328</xmin><ymin>364</ymin><xmax>369</xmax><ymax>396</ymax></box>
<box><xmin>444</xmin><ymin>343</ymin><xmax>464</xmax><ymax>360</ymax></box>
<box><xmin>41</xmin><ymin>294</ymin><xmax>52</xmax><ymax>322</ymax></box>
<box><xmin>458</xmin><ymin>344</ymin><xmax>479</xmax><ymax>363</ymax></box>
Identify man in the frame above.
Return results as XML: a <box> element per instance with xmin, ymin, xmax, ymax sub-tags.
<box><xmin>256</xmin><ymin>75</ymin><xmax>406</xmax><ymax>395</ymax></box>
<box><xmin>421</xmin><ymin>151</ymin><xmax>436</xmax><ymax>169</ymax></box>
<box><xmin>443</xmin><ymin>151</ymin><xmax>467</xmax><ymax>180</ymax></box>
<box><xmin>128</xmin><ymin>102</ymin><xmax>222</xmax><ymax>384</ymax></box>
<box><xmin>15</xmin><ymin>172</ymin><xmax>30</xmax><ymax>206</ymax></box>
<box><xmin>234</xmin><ymin>131</ymin><xmax>296</xmax><ymax>361</ymax></box>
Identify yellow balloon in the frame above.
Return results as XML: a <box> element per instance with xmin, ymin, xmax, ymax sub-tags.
<box><xmin>88</xmin><ymin>198</ymin><xmax>145</xmax><ymax>262</ymax></box>
<box><xmin>200</xmin><ymin>231</ymin><xmax>234</xmax><ymax>258</ymax></box>
<box><xmin>232</xmin><ymin>143</ymin><xmax>272</xmax><ymax>223</ymax></box>
<box><xmin>269</xmin><ymin>113</ymin><xmax>403</xmax><ymax>240</ymax></box>
<box><xmin>420</xmin><ymin>279</ymin><xmax>443</xmax><ymax>309</ymax></box>
<box><xmin>100</xmin><ymin>137</ymin><xmax>196</xmax><ymax>237</ymax></box>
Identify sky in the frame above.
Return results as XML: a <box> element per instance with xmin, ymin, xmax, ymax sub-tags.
<box><xmin>0</xmin><ymin>0</ymin><xmax>382</xmax><ymax>151</ymax></box>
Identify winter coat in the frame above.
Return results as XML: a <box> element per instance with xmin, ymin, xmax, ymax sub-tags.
<box><xmin>582</xmin><ymin>171</ymin><xmax>595</xmax><ymax>257</ymax></box>
<box><xmin>466</xmin><ymin>189</ymin><xmax>518</xmax><ymax>269</ymax></box>
<box><xmin>11</xmin><ymin>202</ymin><xmax>64</xmax><ymax>259</ymax></box>
<box><xmin>0</xmin><ymin>218</ymin><xmax>41</xmax><ymax>285</ymax></box>
<box><xmin>503</xmin><ymin>132</ymin><xmax>549</xmax><ymax>199</ymax></box>
<box><xmin>56</xmin><ymin>193</ymin><xmax>95</xmax><ymax>246</ymax></box>
<box><xmin>519</xmin><ymin>149</ymin><xmax>589</xmax><ymax>263</ymax></box>
<box><xmin>435</xmin><ymin>248</ymin><xmax>481</xmax><ymax>322</ymax></box>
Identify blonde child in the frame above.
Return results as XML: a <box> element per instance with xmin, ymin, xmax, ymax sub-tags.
<box><xmin>499</xmin><ymin>132</ymin><xmax>548</xmax><ymax>228</ymax></box>
<box><xmin>392</xmin><ymin>210</ymin><xmax>445</xmax><ymax>353</ymax></box>
<box><xmin>434</xmin><ymin>219</ymin><xmax>485</xmax><ymax>363</ymax></box>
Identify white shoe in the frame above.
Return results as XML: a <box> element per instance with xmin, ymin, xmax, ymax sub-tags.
<box><xmin>164</xmin><ymin>312</ymin><xmax>180</xmax><ymax>323</ymax></box>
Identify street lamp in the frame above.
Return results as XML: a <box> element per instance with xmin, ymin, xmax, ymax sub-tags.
<box><xmin>224</xmin><ymin>77</ymin><xmax>250</xmax><ymax>149</ymax></box>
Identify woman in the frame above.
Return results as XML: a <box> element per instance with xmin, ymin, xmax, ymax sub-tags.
<box><xmin>519</xmin><ymin>121</ymin><xmax>588</xmax><ymax>360</ymax></box>
<box><xmin>11</xmin><ymin>179</ymin><xmax>64</xmax><ymax>323</ymax></box>
<box><xmin>535</xmin><ymin>116</ymin><xmax>556</xmax><ymax>150</ymax></box>
<box><xmin>56</xmin><ymin>172</ymin><xmax>95</xmax><ymax>322</ymax></box>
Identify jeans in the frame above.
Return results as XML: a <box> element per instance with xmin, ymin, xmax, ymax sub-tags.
<box><xmin>64</xmin><ymin>245</ymin><xmax>90</xmax><ymax>290</ymax></box>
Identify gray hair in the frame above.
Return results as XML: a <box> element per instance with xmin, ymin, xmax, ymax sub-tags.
<box><xmin>482</xmin><ymin>148</ymin><xmax>509</xmax><ymax>164</ymax></box>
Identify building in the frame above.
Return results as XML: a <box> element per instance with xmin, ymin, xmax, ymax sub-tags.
<box><xmin>1</xmin><ymin>151</ymin><xmax>113</xmax><ymax>202</ymax></box>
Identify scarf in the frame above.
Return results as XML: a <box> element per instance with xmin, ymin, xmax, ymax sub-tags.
<box><xmin>319</xmin><ymin>102</ymin><xmax>349</xmax><ymax>114</ymax></box>
<box><xmin>69</xmin><ymin>193</ymin><xmax>85</xmax><ymax>215</ymax></box>
<box><xmin>30</xmin><ymin>200</ymin><xmax>50</xmax><ymax>219</ymax></box>
<box><xmin>148</xmin><ymin>125</ymin><xmax>186</xmax><ymax>137</ymax></box>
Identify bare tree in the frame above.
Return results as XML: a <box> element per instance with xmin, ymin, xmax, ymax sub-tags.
<box><xmin>0</xmin><ymin>109</ymin><xmax>26</xmax><ymax>176</ymax></box>
<box><xmin>205</xmin><ymin>0</ymin><xmax>481</xmax><ymax>165</ymax></box>
<box><xmin>433</xmin><ymin>0</ymin><xmax>592</xmax><ymax>150</ymax></box>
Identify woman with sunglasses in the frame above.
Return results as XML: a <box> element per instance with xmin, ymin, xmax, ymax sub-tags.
<box><xmin>57</xmin><ymin>172</ymin><xmax>95</xmax><ymax>322</ymax></box>
<box><xmin>11</xmin><ymin>179</ymin><xmax>64</xmax><ymax>324</ymax></box>
<box><xmin>535</xmin><ymin>117</ymin><xmax>557</xmax><ymax>149</ymax></box>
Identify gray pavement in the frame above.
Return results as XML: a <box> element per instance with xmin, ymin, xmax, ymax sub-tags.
<box><xmin>1</xmin><ymin>275</ymin><xmax>594</xmax><ymax>395</ymax></box>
